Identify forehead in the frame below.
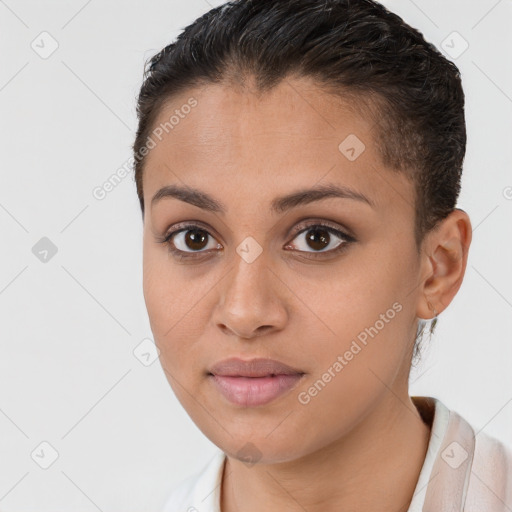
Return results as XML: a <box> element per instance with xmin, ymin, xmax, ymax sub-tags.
<box><xmin>142</xmin><ymin>78</ymin><xmax>414</xmax><ymax>216</ymax></box>
<box><xmin>149</xmin><ymin>77</ymin><xmax>373</xmax><ymax>157</ymax></box>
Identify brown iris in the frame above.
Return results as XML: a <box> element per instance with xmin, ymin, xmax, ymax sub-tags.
<box><xmin>184</xmin><ymin>229</ymin><xmax>209</xmax><ymax>251</ymax></box>
<box><xmin>306</xmin><ymin>227</ymin><xmax>330</xmax><ymax>251</ymax></box>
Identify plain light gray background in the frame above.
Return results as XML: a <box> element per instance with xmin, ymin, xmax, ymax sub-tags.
<box><xmin>0</xmin><ymin>0</ymin><xmax>511</xmax><ymax>510</ymax></box>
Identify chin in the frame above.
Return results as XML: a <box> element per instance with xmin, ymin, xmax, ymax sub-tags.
<box><xmin>206</xmin><ymin>427</ymin><xmax>313</xmax><ymax>466</ymax></box>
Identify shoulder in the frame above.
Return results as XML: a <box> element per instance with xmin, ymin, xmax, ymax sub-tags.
<box><xmin>416</xmin><ymin>396</ymin><xmax>512</xmax><ymax>512</ymax></box>
<box><xmin>466</xmin><ymin>427</ymin><xmax>512</xmax><ymax>511</ymax></box>
<box><xmin>473</xmin><ymin>427</ymin><xmax>512</xmax><ymax>471</ymax></box>
<box><xmin>441</xmin><ymin>400</ymin><xmax>512</xmax><ymax>512</ymax></box>
<box><xmin>160</xmin><ymin>449</ymin><xmax>226</xmax><ymax>512</ymax></box>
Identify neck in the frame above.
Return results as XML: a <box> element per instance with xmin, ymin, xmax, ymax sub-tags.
<box><xmin>221</xmin><ymin>394</ymin><xmax>432</xmax><ymax>512</ymax></box>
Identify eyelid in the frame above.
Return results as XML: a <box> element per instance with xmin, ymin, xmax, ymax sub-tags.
<box><xmin>284</xmin><ymin>220</ymin><xmax>356</xmax><ymax>256</ymax></box>
<box><xmin>162</xmin><ymin>220</ymin><xmax>220</xmax><ymax>244</ymax></box>
<box><xmin>288</xmin><ymin>218</ymin><xmax>355</xmax><ymax>240</ymax></box>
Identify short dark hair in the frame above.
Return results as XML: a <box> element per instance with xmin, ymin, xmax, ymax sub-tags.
<box><xmin>133</xmin><ymin>0</ymin><xmax>466</xmax><ymax>252</ymax></box>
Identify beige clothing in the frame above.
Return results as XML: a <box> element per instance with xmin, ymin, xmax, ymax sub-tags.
<box><xmin>161</xmin><ymin>396</ymin><xmax>512</xmax><ymax>511</ymax></box>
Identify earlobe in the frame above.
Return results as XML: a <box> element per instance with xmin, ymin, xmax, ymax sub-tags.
<box><xmin>416</xmin><ymin>209</ymin><xmax>472</xmax><ymax>320</ymax></box>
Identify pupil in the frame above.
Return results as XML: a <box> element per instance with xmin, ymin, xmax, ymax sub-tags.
<box><xmin>185</xmin><ymin>229</ymin><xmax>208</xmax><ymax>250</ymax></box>
<box><xmin>307</xmin><ymin>228</ymin><xmax>330</xmax><ymax>251</ymax></box>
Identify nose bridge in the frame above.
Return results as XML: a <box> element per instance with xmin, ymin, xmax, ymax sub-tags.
<box><xmin>215</xmin><ymin>242</ymin><xmax>287</xmax><ymax>337</ymax></box>
<box><xmin>226</xmin><ymin>244</ymin><xmax>271</xmax><ymax>311</ymax></box>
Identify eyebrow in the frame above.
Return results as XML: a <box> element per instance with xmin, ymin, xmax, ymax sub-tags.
<box><xmin>150</xmin><ymin>182</ymin><xmax>375</xmax><ymax>214</ymax></box>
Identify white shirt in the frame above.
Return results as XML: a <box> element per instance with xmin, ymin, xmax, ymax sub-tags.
<box><xmin>161</xmin><ymin>396</ymin><xmax>512</xmax><ymax>511</ymax></box>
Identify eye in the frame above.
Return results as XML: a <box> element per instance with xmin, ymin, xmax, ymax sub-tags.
<box><xmin>285</xmin><ymin>222</ymin><xmax>355</xmax><ymax>257</ymax></box>
<box><xmin>159</xmin><ymin>223</ymin><xmax>222</xmax><ymax>260</ymax></box>
<box><xmin>172</xmin><ymin>227</ymin><xmax>219</xmax><ymax>252</ymax></box>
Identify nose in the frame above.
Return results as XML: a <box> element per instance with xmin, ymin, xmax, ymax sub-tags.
<box><xmin>213</xmin><ymin>251</ymin><xmax>288</xmax><ymax>339</ymax></box>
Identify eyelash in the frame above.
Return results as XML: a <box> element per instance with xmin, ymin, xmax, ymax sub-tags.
<box><xmin>157</xmin><ymin>221</ymin><xmax>356</xmax><ymax>261</ymax></box>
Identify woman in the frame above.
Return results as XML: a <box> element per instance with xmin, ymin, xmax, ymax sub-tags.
<box><xmin>132</xmin><ymin>0</ymin><xmax>512</xmax><ymax>510</ymax></box>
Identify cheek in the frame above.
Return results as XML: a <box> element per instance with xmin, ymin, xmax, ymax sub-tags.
<box><xmin>143</xmin><ymin>244</ymin><xmax>186</xmax><ymax>362</ymax></box>
<box><xmin>142</xmin><ymin>255</ymin><xmax>172</xmax><ymax>335</ymax></box>
<box><xmin>142</xmin><ymin>245</ymin><xmax>215</xmax><ymax>377</ymax></box>
<box><xmin>143</xmin><ymin>241</ymin><xmax>192</xmax><ymax>331</ymax></box>
<box><xmin>142</xmin><ymin>259</ymin><xmax>207</xmax><ymax>408</ymax></box>
<box><xmin>287</xmin><ymin>253</ymin><xmax>412</xmax><ymax>413</ymax></box>
<box><xmin>290</xmin><ymin>248</ymin><xmax>403</xmax><ymax>345</ymax></box>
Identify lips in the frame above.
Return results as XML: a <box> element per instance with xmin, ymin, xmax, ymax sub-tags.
<box><xmin>208</xmin><ymin>357</ymin><xmax>304</xmax><ymax>378</ymax></box>
<box><xmin>208</xmin><ymin>357</ymin><xmax>305</xmax><ymax>407</ymax></box>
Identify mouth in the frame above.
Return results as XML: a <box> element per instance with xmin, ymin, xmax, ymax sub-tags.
<box><xmin>207</xmin><ymin>357</ymin><xmax>305</xmax><ymax>407</ymax></box>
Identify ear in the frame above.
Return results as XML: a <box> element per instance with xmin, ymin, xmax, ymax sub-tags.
<box><xmin>416</xmin><ymin>208</ymin><xmax>472</xmax><ymax>319</ymax></box>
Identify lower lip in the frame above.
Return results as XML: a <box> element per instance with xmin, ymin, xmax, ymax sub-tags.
<box><xmin>209</xmin><ymin>374</ymin><xmax>304</xmax><ymax>407</ymax></box>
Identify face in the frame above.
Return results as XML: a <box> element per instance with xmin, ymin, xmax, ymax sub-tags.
<box><xmin>142</xmin><ymin>77</ymin><xmax>424</xmax><ymax>464</ymax></box>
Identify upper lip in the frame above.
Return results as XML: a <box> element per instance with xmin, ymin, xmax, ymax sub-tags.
<box><xmin>209</xmin><ymin>357</ymin><xmax>304</xmax><ymax>377</ymax></box>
